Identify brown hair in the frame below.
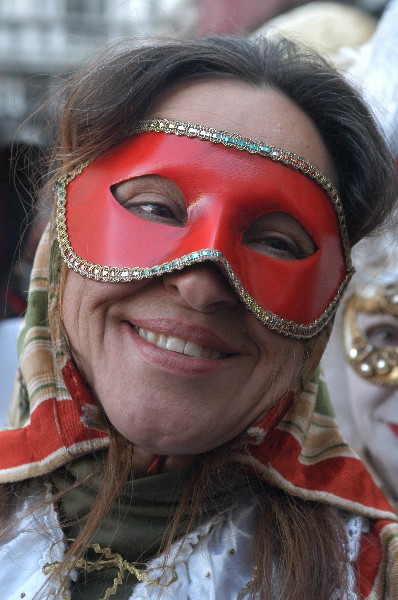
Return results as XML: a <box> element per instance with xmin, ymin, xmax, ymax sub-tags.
<box><xmin>50</xmin><ymin>35</ymin><xmax>397</xmax><ymax>245</ymax></box>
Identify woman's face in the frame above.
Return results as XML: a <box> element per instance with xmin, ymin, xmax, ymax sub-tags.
<box><xmin>62</xmin><ymin>79</ymin><xmax>335</xmax><ymax>456</ymax></box>
<box><xmin>346</xmin><ymin>312</ymin><xmax>398</xmax><ymax>497</ymax></box>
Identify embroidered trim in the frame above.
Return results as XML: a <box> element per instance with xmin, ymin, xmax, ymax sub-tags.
<box><xmin>237</xmin><ymin>578</ymin><xmax>254</xmax><ymax>599</ymax></box>
<box><xmin>42</xmin><ymin>540</ymin><xmax>178</xmax><ymax>600</ymax></box>
<box><xmin>56</xmin><ymin>118</ymin><xmax>354</xmax><ymax>339</ymax></box>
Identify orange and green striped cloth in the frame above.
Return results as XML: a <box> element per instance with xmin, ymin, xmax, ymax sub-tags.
<box><xmin>1</xmin><ymin>215</ymin><xmax>397</xmax><ymax>598</ymax></box>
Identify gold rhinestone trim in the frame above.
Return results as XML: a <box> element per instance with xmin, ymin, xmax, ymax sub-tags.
<box><xmin>56</xmin><ymin>119</ymin><xmax>354</xmax><ymax>339</ymax></box>
<box><xmin>56</xmin><ymin>169</ymin><xmax>351</xmax><ymax>339</ymax></box>
<box><xmin>345</xmin><ymin>283</ymin><xmax>398</xmax><ymax>317</ymax></box>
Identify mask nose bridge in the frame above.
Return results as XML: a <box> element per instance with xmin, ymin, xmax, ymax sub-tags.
<box><xmin>185</xmin><ymin>195</ymin><xmax>244</xmax><ymax>294</ymax></box>
<box><xmin>191</xmin><ymin>193</ymin><xmax>235</xmax><ymax>253</ymax></box>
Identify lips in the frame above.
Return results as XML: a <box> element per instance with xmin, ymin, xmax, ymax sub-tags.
<box><xmin>128</xmin><ymin>318</ymin><xmax>238</xmax><ymax>359</ymax></box>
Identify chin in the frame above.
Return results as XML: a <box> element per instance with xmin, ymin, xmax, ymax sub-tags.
<box><xmin>119</xmin><ymin>430</ymin><xmax>191</xmax><ymax>455</ymax></box>
<box><xmin>133</xmin><ymin>433</ymin><xmax>220</xmax><ymax>456</ymax></box>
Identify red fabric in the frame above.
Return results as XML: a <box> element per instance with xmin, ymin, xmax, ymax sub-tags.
<box><xmin>66</xmin><ymin>133</ymin><xmax>347</xmax><ymax>326</ymax></box>
<box><xmin>357</xmin><ymin>524</ymin><xmax>384</xmax><ymax>598</ymax></box>
<box><xmin>247</xmin><ymin>417</ymin><xmax>394</xmax><ymax>512</ymax></box>
<box><xmin>0</xmin><ymin>360</ymin><xmax>106</xmax><ymax>477</ymax></box>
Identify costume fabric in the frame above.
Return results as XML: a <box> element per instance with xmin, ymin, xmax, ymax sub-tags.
<box><xmin>0</xmin><ymin>491</ymin><xmax>364</xmax><ymax>599</ymax></box>
<box><xmin>51</xmin><ymin>458</ymin><xmax>263</xmax><ymax>598</ymax></box>
<box><xmin>321</xmin><ymin>0</ymin><xmax>398</xmax><ymax>513</ymax></box>
<box><xmin>1</xmin><ymin>209</ymin><xmax>398</xmax><ymax>598</ymax></box>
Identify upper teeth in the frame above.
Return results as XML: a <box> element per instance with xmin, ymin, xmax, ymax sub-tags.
<box><xmin>136</xmin><ymin>327</ymin><xmax>224</xmax><ymax>359</ymax></box>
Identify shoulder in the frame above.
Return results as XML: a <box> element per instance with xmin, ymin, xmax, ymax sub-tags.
<box><xmin>0</xmin><ymin>481</ymin><xmax>67</xmax><ymax>600</ymax></box>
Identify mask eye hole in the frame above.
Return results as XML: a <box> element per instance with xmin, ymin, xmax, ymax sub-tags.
<box><xmin>111</xmin><ymin>175</ymin><xmax>187</xmax><ymax>227</ymax></box>
<box><xmin>242</xmin><ymin>212</ymin><xmax>317</xmax><ymax>261</ymax></box>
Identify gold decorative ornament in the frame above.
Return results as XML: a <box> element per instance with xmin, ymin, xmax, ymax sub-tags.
<box><xmin>42</xmin><ymin>541</ymin><xmax>178</xmax><ymax>600</ymax></box>
<box><xmin>343</xmin><ymin>289</ymin><xmax>398</xmax><ymax>386</ymax></box>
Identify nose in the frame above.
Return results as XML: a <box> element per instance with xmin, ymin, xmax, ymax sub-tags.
<box><xmin>163</xmin><ymin>262</ymin><xmax>238</xmax><ymax>313</ymax></box>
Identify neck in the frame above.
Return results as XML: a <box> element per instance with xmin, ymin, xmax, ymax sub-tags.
<box><xmin>132</xmin><ymin>447</ymin><xmax>196</xmax><ymax>477</ymax></box>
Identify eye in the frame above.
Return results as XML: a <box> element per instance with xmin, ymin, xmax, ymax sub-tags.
<box><xmin>111</xmin><ymin>175</ymin><xmax>186</xmax><ymax>226</ymax></box>
<box><xmin>242</xmin><ymin>212</ymin><xmax>316</xmax><ymax>261</ymax></box>
<box><xmin>364</xmin><ymin>323</ymin><xmax>398</xmax><ymax>348</ymax></box>
<box><xmin>122</xmin><ymin>193</ymin><xmax>179</xmax><ymax>223</ymax></box>
<box><xmin>356</xmin><ymin>313</ymin><xmax>398</xmax><ymax>348</ymax></box>
<box><xmin>247</xmin><ymin>232</ymin><xmax>303</xmax><ymax>259</ymax></box>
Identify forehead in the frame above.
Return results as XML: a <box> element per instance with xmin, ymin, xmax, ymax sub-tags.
<box><xmin>151</xmin><ymin>79</ymin><xmax>336</xmax><ymax>184</ymax></box>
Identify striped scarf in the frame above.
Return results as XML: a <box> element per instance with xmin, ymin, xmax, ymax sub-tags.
<box><xmin>1</xmin><ymin>215</ymin><xmax>397</xmax><ymax>598</ymax></box>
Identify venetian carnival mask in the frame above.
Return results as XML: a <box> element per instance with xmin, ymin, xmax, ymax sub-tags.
<box><xmin>343</xmin><ymin>283</ymin><xmax>398</xmax><ymax>386</ymax></box>
<box><xmin>56</xmin><ymin>118</ymin><xmax>353</xmax><ymax>339</ymax></box>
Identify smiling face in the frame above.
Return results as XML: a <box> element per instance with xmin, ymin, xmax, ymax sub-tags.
<box><xmin>62</xmin><ymin>80</ymin><xmax>336</xmax><ymax>456</ymax></box>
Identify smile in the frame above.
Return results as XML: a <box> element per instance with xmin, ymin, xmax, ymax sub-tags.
<box><xmin>135</xmin><ymin>326</ymin><xmax>227</xmax><ymax>359</ymax></box>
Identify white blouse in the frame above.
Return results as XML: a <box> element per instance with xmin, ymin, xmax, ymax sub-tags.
<box><xmin>0</xmin><ymin>491</ymin><xmax>364</xmax><ymax>599</ymax></box>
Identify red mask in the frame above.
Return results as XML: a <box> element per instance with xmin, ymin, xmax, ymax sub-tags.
<box><xmin>56</xmin><ymin>118</ymin><xmax>353</xmax><ymax>338</ymax></box>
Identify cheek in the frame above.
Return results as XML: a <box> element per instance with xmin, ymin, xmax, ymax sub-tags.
<box><xmin>61</xmin><ymin>271</ymin><xmax>123</xmax><ymax>359</ymax></box>
<box><xmin>62</xmin><ymin>271</ymin><xmax>146</xmax><ymax>324</ymax></box>
<box><xmin>250</xmin><ymin>320</ymin><xmax>306</xmax><ymax>391</ymax></box>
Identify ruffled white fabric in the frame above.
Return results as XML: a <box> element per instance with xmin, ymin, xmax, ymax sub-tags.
<box><xmin>0</xmin><ymin>491</ymin><xmax>364</xmax><ymax>600</ymax></box>
<box><xmin>131</xmin><ymin>500</ymin><xmax>257</xmax><ymax>600</ymax></box>
<box><xmin>336</xmin><ymin>0</ymin><xmax>398</xmax><ymax>289</ymax></box>
<box><xmin>0</xmin><ymin>486</ymin><xmax>67</xmax><ymax>599</ymax></box>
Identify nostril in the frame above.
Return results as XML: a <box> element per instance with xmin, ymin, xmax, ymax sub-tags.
<box><xmin>163</xmin><ymin>263</ymin><xmax>238</xmax><ymax>312</ymax></box>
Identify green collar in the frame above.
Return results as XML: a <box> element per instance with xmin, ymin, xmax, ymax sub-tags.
<box><xmin>51</xmin><ymin>454</ymin><xmax>260</xmax><ymax>599</ymax></box>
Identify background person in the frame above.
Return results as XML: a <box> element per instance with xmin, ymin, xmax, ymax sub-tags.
<box><xmin>342</xmin><ymin>234</ymin><xmax>398</xmax><ymax>511</ymax></box>
<box><xmin>322</xmin><ymin>0</ymin><xmax>398</xmax><ymax>512</ymax></box>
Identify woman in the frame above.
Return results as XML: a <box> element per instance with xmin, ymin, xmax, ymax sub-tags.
<box><xmin>0</xmin><ymin>35</ymin><xmax>397</xmax><ymax>599</ymax></box>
